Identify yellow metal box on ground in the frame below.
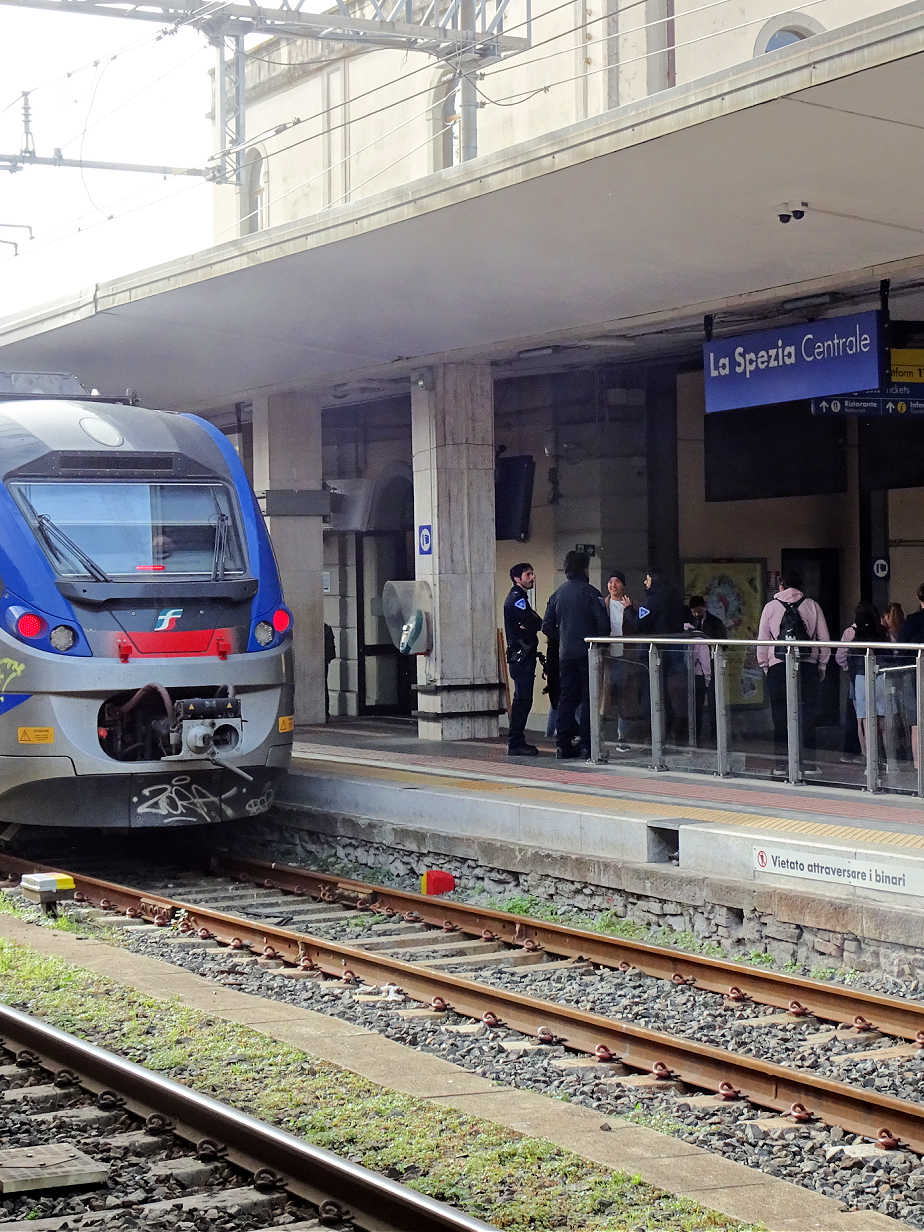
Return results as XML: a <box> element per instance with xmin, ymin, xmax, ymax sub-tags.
<box><xmin>20</xmin><ymin>872</ymin><xmax>76</xmax><ymax>906</ymax></box>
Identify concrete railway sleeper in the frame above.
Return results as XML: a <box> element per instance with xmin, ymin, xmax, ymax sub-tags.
<box><xmin>8</xmin><ymin>851</ymin><xmax>924</xmax><ymax>1040</ymax></box>
<box><xmin>0</xmin><ymin>1003</ymin><xmax>499</xmax><ymax>1232</ymax></box>
<box><xmin>211</xmin><ymin>854</ymin><xmax>924</xmax><ymax>1041</ymax></box>
<box><xmin>2</xmin><ymin>855</ymin><xmax>924</xmax><ymax>1159</ymax></box>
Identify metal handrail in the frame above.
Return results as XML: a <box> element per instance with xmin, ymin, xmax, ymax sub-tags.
<box><xmin>585</xmin><ymin>634</ymin><xmax>924</xmax><ymax>796</ymax></box>
<box><xmin>586</xmin><ymin>635</ymin><xmax>924</xmax><ymax>651</ymax></box>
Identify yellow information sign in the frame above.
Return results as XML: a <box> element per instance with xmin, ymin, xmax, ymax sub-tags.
<box><xmin>891</xmin><ymin>349</ymin><xmax>924</xmax><ymax>384</ymax></box>
<box><xmin>278</xmin><ymin>715</ymin><xmax>294</xmax><ymax>733</ymax></box>
<box><xmin>18</xmin><ymin>727</ymin><xmax>54</xmax><ymax>744</ymax></box>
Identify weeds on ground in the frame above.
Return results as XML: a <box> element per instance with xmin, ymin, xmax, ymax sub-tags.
<box><xmin>625</xmin><ymin>1101</ymin><xmax>685</xmax><ymax>1136</ymax></box>
<box><xmin>0</xmin><ymin>935</ymin><xmax>761</xmax><ymax>1232</ymax></box>
<box><xmin>733</xmin><ymin>950</ymin><xmax>775</xmax><ymax>968</ymax></box>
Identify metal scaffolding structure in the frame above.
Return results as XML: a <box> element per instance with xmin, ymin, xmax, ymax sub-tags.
<box><xmin>0</xmin><ymin>0</ymin><xmax>530</xmax><ymax>181</ymax></box>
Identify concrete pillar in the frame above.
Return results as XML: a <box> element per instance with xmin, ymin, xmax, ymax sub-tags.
<box><xmin>252</xmin><ymin>391</ymin><xmax>325</xmax><ymax>725</ymax></box>
<box><xmin>411</xmin><ymin>364</ymin><xmax>499</xmax><ymax>740</ymax></box>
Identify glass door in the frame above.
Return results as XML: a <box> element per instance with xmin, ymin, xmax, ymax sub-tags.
<box><xmin>357</xmin><ymin>531</ymin><xmax>413</xmax><ymax>714</ymax></box>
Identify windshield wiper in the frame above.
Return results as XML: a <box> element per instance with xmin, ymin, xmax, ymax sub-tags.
<box><xmin>36</xmin><ymin>514</ymin><xmax>111</xmax><ymax>583</ymax></box>
<box><xmin>211</xmin><ymin>511</ymin><xmax>230</xmax><ymax>582</ymax></box>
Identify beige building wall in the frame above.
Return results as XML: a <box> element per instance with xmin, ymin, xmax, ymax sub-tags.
<box><xmin>215</xmin><ymin>0</ymin><xmax>883</xmax><ymax>240</ymax></box>
<box><xmin>675</xmin><ymin>0</ymin><xmax>883</xmax><ymax>81</ymax></box>
<box><xmin>888</xmin><ymin>488</ymin><xmax>924</xmax><ymax>618</ymax></box>
<box><xmin>492</xmin><ymin>374</ymin><xmax>648</xmax><ymax>727</ymax></box>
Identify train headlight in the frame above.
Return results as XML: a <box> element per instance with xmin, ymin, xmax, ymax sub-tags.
<box><xmin>16</xmin><ymin>612</ymin><xmax>46</xmax><ymax>639</ymax></box>
<box><xmin>50</xmin><ymin>625</ymin><xmax>77</xmax><ymax>651</ymax></box>
<box><xmin>254</xmin><ymin>620</ymin><xmax>274</xmax><ymax>647</ymax></box>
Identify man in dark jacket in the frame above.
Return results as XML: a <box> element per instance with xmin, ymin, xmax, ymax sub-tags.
<box><xmin>637</xmin><ymin>568</ymin><xmax>687</xmax><ymax>743</ymax></box>
<box><xmin>542</xmin><ymin>550</ymin><xmax>609</xmax><ymax>759</ymax></box>
<box><xmin>503</xmin><ymin>563</ymin><xmax>543</xmax><ymax>756</ymax></box>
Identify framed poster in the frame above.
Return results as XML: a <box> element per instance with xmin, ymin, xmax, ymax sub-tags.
<box><xmin>683</xmin><ymin>559</ymin><xmax>766</xmax><ymax>707</ymax></box>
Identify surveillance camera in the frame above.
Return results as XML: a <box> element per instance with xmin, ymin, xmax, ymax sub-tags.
<box><xmin>778</xmin><ymin>212</ymin><xmax>792</xmax><ymax>224</ymax></box>
<box><xmin>791</xmin><ymin>208</ymin><xmax>805</xmax><ymax>221</ymax></box>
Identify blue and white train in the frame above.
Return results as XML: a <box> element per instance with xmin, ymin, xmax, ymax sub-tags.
<box><xmin>0</xmin><ymin>373</ymin><xmax>293</xmax><ymax>829</ymax></box>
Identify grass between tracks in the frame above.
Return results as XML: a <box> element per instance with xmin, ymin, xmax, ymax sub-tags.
<box><xmin>0</xmin><ymin>915</ymin><xmax>761</xmax><ymax>1232</ymax></box>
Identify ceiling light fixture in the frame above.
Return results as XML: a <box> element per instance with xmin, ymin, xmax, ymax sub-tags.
<box><xmin>517</xmin><ymin>346</ymin><xmax>557</xmax><ymax>359</ymax></box>
<box><xmin>578</xmin><ymin>336</ymin><xmax>637</xmax><ymax>349</ymax></box>
<box><xmin>780</xmin><ymin>292</ymin><xmax>836</xmax><ymax>313</ymax></box>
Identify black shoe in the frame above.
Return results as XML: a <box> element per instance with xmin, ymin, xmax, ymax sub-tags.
<box><xmin>508</xmin><ymin>743</ymin><xmax>539</xmax><ymax>757</ymax></box>
<box><xmin>556</xmin><ymin>746</ymin><xmax>580</xmax><ymax>759</ymax></box>
<box><xmin>578</xmin><ymin>746</ymin><xmax>591</xmax><ymax>760</ymax></box>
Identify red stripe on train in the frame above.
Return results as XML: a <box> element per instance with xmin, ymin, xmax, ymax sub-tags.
<box><xmin>119</xmin><ymin>628</ymin><xmax>234</xmax><ymax>656</ymax></box>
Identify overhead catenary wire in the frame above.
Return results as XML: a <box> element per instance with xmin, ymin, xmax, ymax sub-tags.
<box><xmin>227</xmin><ymin>89</ymin><xmax>454</xmax><ymax>236</ymax></box>
<box><xmin>4</xmin><ymin>90</ymin><xmax>450</xmax><ymax>265</ymax></box>
<box><xmin>3</xmin><ymin>0</ymin><xmax>836</xmax><ymax>265</ymax></box>
<box><xmin>214</xmin><ymin>0</ymin><xmax>837</xmax><ymax>179</ymax></box>
<box><xmin>2</xmin><ymin>0</ymin><xmax>842</xmax><ymax>283</ymax></box>
<box><xmin>0</xmin><ymin>0</ymin><xmax>230</xmax><ymax>124</ymax></box>
<box><xmin>214</xmin><ymin>0</ymin><xmax>581</xmax><ymax>160</ymax></box>
<box><xmin>57</xmin><ymin>45</ymin><xmax>209</xmax><ymax>152</ymax></box>
<box><xmin>479</xmin><ymin>0</ymin><xmax>835</xmax><ymax>89</ymax></box>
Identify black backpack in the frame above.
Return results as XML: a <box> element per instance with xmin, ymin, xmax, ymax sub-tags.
<box><xmin>776</xmin><ymin>596</ymin><xmax>810</xmax><ymax>653</ymax></box>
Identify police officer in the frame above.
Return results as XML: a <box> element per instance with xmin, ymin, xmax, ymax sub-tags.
<box><xmin>504</xmin><ymin>562</ymin><xmax>542</xmax><ymax>756</ymax></box>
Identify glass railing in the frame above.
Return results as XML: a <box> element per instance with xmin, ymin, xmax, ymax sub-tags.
<box><xmin>587</xmin><ymin>635</ymin><xmax>924</xmax><ymax>796</ymax></box>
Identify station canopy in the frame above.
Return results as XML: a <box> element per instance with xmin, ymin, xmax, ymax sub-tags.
<box><xmin>1</xmin><ymin>2</ymin><xmax>924</xmax><ymax>410</ymax></box>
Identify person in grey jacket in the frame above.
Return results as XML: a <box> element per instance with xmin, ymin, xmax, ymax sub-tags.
<box><xmin>542</xmin><ymin>550</ymin><xmax>609</xmax><ymax>758</ymax></box>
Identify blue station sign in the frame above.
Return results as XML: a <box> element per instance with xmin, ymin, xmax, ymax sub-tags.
<box><xmin>704</xmin><ymin>310</ymin><xmax>885</xmax><ymax>413</ymax></box>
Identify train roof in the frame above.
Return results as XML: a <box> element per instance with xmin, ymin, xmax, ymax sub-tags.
<box><xmin>0</xmin><ymin>399</ymin><xmax>231</xmax><ymax>479</ymax></box>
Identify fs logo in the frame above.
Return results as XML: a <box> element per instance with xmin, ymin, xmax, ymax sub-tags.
<box><xmin>153</xmin><ymin>608</ymin><xmax>183</xmax><ymax>632</ymax></box>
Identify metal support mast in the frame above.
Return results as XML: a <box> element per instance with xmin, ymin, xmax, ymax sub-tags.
<box><xmin>212</xmin><ymin>36</ymin><xmax>247</xmax><ymax>185</ymax></box>
<box><xmin>0</xmin><ymin>0</ymin><xmax>531</xmax><ymax>184</ymax></box>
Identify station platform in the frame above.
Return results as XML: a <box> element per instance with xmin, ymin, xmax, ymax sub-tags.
<box><xmin>276</xmin><ymin>717</ymin><xmax>924</xmax><ymax>971</ymax></box>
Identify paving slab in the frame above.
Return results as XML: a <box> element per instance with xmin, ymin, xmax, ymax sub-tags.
<box><xmin>427</xmin><ymin>1092</ymin><xmax>692</xmax><ymax>1157</ymax></box>
<box><xmin>681</xmin><ymin>1182</ymin><xmax>908</xmax><ymax>1230</ymax></box>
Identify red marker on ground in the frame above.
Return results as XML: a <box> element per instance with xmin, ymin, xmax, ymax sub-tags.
<box><xmin>420</xmin><ymin>870</ymin><xmax>455</xmax><ymax>895</ymax></box>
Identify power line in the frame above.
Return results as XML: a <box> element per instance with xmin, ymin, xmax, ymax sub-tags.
<box><xmin>0</xmin><ymin>0</ymin><xmax>228</xmax><ymax>125</ymax></box>
<box><xmin>226</xmin><ymin>90</ymin><xmax>451</xmax><ymax>237</ymax></box>
<box><xmin>212</xmin><ymin>0</ymin><xmax>579</xmax><ymax>162</ymax></box>
<box><xmin>481</xmin><ymin>0</ymin><xmax>835</xmax><ymax>96</ymax></box>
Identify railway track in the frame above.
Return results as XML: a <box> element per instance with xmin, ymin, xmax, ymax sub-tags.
<box><xmin>0</xmin><ymin>1001</ymin><xmax>498</xmax><ymax>1232</ymax></box>
<box><xmin>1</xmin><ymin>851</ymin><xmax>923</xmax><ymax>1158</ymax></box>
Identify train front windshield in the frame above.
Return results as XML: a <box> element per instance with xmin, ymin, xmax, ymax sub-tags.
<box><xmin>12</xmin><ymin>481</ymin><xmax>246</xmax><ymax>579</ymax></box>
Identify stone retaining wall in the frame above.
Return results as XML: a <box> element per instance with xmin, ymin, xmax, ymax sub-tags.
<box><xmin>235</xmin><ymin>806</ymin><xmax>924</xmax><ymax>983</ymax></box>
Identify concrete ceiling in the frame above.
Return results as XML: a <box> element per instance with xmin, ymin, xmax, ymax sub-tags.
<box><xmin>2</xmin><ymin>1</ymin><xmax>924</xmax><ymax>409</ymax></box>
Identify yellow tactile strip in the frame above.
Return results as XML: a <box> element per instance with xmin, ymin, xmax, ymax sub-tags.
<box><xmin>289</xmin><ymin>754</ymin><xmax>924</xmax><ymax>852</ymax></box>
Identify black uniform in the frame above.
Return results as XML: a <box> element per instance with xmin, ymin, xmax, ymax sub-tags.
<box><xmin>504</xmin><ymin>583</ymin><xmax>542</xmax><ymax>751</ymax></box>
<box><xmin>637</xmin><ymin>578</ymin><xmax>687</xmax><ymax>742</ymax></box>
<box><xmin>542</xmin><ymin>574</ymin><xmax>609</xmax><ymax>755</ymax></box>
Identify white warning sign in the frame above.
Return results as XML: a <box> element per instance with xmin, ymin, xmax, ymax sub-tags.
<box><xmin>753</xmin><ymin>842</ymin><xmax>924</xmax><ymax>897</ymax></box>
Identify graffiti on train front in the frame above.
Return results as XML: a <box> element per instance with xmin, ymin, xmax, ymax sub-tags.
<box><xmin>135</xmin><ymin>775</ymin><xmax>222</xmax><ymax>824</ymax></box>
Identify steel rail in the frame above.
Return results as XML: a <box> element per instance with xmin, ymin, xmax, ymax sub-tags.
<box><xmin>211</xmin><ymin>854</ymin><xmax>924</xmax><ymax>1043</ymax></box>
<box><xmin>1</xmin><ymin>854</ymin><xmax>923</xmax><ymax>1151</ymax></box>
<box><xmin>0</xmin><ymin>1002</ymin><xmax>500</xmax><ymax>1232</ymax></box>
